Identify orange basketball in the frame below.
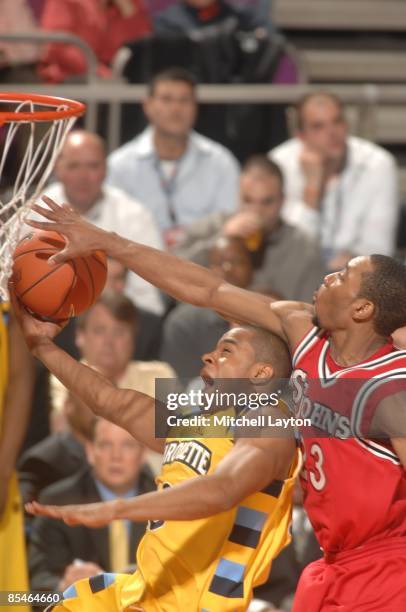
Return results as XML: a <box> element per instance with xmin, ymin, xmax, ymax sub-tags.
<box><xmin>12</xmin><ymin>230</ymin><xmax>107</xmax><ymax>320</ymax></box>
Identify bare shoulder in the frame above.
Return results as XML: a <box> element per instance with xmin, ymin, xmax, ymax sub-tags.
<box><xmin>270</xmin><ymin>301</ymin><xmax>314</xmax><ymax>351</ymax></box>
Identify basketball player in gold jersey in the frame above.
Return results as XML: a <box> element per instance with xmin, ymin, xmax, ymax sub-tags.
<box><xmin>0</xmin><ymin>300</ymin><xmax>34</xmax><ymax>611</ymax></box>
<box><xmin>15</xmin><ymin>287</ymin><xmax>299</xmax><ymax>612</ymax></box>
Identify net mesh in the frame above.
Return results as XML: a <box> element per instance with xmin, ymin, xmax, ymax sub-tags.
<box><xmin>0</xmin><ymin>96</ymin><xmax>83</xmax><ymax>299</ymax></box>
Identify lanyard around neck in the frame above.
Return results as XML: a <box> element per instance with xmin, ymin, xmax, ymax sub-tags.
<box><xmin>154</xmin><ymin>157</ymin><xmax>181</xmax><ymax>224</ymax></box>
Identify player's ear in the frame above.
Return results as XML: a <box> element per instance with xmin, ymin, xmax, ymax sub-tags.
<box><xmin>249</xmin><ymin>362</ymin><xmax>274</xmax><ymax>384</ymax></box>
<box><xmin>352</xmin><ymin>298</ymin><xmax>375</xmax><ymax>324</ymax></box>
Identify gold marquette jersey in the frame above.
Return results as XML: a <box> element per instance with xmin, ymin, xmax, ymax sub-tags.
<box><xmin>0</xmin><ymin>301</ymin><xmax>31</xmax><ymax>610</ymax></box>
<box><xmin>54</xmin><ymin>415</ymin><xmax>300</xmax><ymax>612</ymax></box>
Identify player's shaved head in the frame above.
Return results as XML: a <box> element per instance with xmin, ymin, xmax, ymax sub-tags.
<box><xmin>241</xmin><ymin>325</ymin><xmax>291</xmax><ymax>378</ymax></box>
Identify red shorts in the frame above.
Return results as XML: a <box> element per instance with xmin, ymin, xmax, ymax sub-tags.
<box><xmin>293</xmin><ymin>537</ymin><xmax>406</xmax><ymax>612</ymax></box>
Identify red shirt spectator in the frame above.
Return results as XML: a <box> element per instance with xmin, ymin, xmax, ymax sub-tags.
<box><xmin>39</xmin><ymin>0</ymin><xmax>151</xmax><ymax>83</ymax></box>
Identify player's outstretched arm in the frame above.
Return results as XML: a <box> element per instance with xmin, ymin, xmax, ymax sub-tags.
<box><xmin>10</xmin><ymin>288</ymin><xmax>164</xmax><ymax>453</ymax></box>
<box><xmin>26</xmin><ymin>437</ymin><xmax>296</xmax><ymax>526</ymax></box>
<box><xmin>28</xmin><ymin>197</ymin><xmax>313</xmax><ymax>348</ymax></box>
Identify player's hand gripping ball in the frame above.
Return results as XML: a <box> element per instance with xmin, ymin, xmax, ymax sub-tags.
<box><xmin>12</xmin><ymin>229</ymin><xmax>107</xmax><ymax>320</ymax></box>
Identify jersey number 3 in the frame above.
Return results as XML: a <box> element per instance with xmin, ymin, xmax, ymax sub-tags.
<box><xmin>304</xmin><ymin>443</ymin><xmax>326</xmax><ymax>491</ymax></box>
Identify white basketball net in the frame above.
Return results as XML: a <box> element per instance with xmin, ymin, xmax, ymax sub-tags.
<box><xmin>0</xmin><ymin>97</ymin><xmax>82</xmax><ymax>299</ymax></box>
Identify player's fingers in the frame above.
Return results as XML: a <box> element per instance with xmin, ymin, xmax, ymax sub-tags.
<box><xmin>41</xmin><ymin>195</ymin><xmax>64</xmax><ymax>212</ymax></box>
<box><xmin>61</xmin><ymin>202</ymin><xmax>75</xmax><ymax>213</ymax></box>
<box><xmin>49</xmin><ymin>247</ymin><xmax>72</xmax><ymax>265</ymax></box>
<box><xmin>46</xmin><ymin>506</ymin><xmax>64</xmax><ymax>519</ymax></box>
<box><xmin>25</xmin><ymin>501</ymin><xmax>50</xmax><ymax>516</ymax></box>
<box><xmin>31</xmin><ymin>203</ymin><xmax>59</xmax><ymax>220</ymax></box>
<box><xmin>26</xmin><ymin>218</ymin><xmax>62</xmax><ymax>231</ymax></box>
<box><xmin>32</xmin><ymin>501</ymin><xmax>61</xmax><ymax>518</ymax></box>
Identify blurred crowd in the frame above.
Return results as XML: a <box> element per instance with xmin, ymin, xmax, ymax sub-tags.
<box><xmin>1</xmin><ymin>2</ymin><xmax>406</xmax><ymax>611</ymax></box>
<box><xmin>0</xmin><ymin>1</ymin><xmax>281</xmax><ymax>84</ymax></box>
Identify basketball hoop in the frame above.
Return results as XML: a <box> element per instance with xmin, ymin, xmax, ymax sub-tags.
<box><xmin>0</xmin><ymin>93</ymin><xmax>85</xmax><ymax>299</ymax></box>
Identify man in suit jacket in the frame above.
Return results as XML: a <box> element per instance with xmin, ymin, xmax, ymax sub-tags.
<box><xmin>29</xmin><ymin>419</ymin><xmax>156</xmax><ymax>592</ymax></box>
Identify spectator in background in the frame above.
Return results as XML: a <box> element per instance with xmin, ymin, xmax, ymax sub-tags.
<box><xmin>38</xmin><ymin>0</ymin><xmax>151</xmax><ymax>83</ymax></box>
<box><xmin>107</xmin><ymin>67</ymin><xmax>239</xmax><ymax>246</ymax></box>
<box><xmin>270</xmin><ymin>92</ymin><xmax>399</xmax><ymax>271</ymax></box>
<box><xmin>105</xmin><ymin>258</ymin><xmax>164</xmax><ymax>360</ymax></box>
<box><xmin>152</xmin><ymin>0</ymin><xmax>271</xmax><ymax>34</ymax></box>
<box><xmin>174</xmin><ymin>155</ymin><xmax>325</xmax><ymax>301</ymax></box>
<box><xmin>160</xmin><ymin>236</ymin><xmax>251</xmax><ymax>378</ymax></box>
<box><xmin>41</xmin><ymin>130</ymin><xmax>164</xmax><ymax>314</ymax></box>
<box><xmin>29</xmin><ymin>418</ymin><xmax>155</xmax><ymax>592</ymax></box>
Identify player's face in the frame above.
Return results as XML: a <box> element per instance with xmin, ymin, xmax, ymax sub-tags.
<box><xmin>200</xmin><ymin>327</ymin><xmax>259</xmax><ymax>386</ymax></box>
<box><xmin>239</xmin><ymin>171</ymin><xmax>284</xmax><ymax>234</ymax></box>
<box><xmin>299</xmin><ymin>98</ymin><xmax>348</xmax><ymax>163</ymax></box>
<box><xmin>76</xmin><ymin>304</ymin><xmax>135</xmax><ymax>377</ymax></box>
<box><xmin>144</xmin><ymin>80</ymin><xmax>197</xmax><ymax>139</ymax></box>
<box><xmin>209</xmin><ymin>239</ymin><xmax>253</xmax><ymax>288</ymax></box>
<box><xmin>55</xmin><ymin>136</ymin><xmax>106</xmax><ymax>212</ymax></box>
<box><xmin>313</xmin><ymin>256</ymin><xmax>373</xmax><ymax>330</ymax></box>
<box><xmin>86</xmin><ymin>420</ymin><xmax>144</xmax><ymax>494</ymax></box>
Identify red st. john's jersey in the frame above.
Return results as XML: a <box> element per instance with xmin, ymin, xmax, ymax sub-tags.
<box><xmin>291</xmin><ymin>326</ymin><xmax>406</xmax><ymax>555</ymax></box>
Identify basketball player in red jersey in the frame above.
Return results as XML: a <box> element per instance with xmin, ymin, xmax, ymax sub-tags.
<box><xmin>27</xmin><ymin>197</ymin><xmax>406</xmax><ymax>610</ymax></box>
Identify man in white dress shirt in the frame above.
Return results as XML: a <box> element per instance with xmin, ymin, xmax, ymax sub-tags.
<box><xmin>42</xmin><ymin>131</ymin><xmax>164</xmax><ymax>314</ymax></box>
<box><xmin>107</xmin><ymin>67</ymin><xmax>239</xmax><ymax>246</ymax></box>
<box><xmin>270</xmin><ymin>92</ymin><xmax>399</xmax><ymax>271</ymax></box>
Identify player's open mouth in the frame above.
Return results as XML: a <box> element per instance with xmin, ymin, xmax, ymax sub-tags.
<box><xmin>201</xmin><ymin>373</ymin><xmax>215</xmax><ymax>388</ymax></box>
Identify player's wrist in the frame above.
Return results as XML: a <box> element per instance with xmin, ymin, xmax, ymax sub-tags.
<box><xmin>103</xmin><ymin>231</ymin><xmax>132</xmax><ymax>259</ymax></box>
<box><xmin>30</xmin><ymin>336</ymin><xmax>54</xmax><ymax>356</ymax></box>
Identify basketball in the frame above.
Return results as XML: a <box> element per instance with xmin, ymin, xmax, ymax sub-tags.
<box><xmin>12</xmin><ymin>229</ymin><xmax>107</xmax><ymax>320</ymax></box>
